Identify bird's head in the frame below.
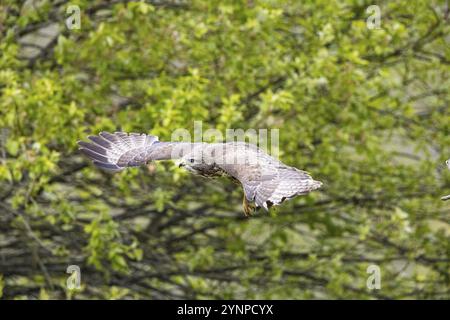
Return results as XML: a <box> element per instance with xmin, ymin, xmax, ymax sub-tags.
<box><xmin>178</xmin><ymin>151</ymin><xmax>212</xmax><ymax>175</ymax></box>
<box><xmin>178</xmin><ymin>153</ymin><xmax>200</xmax><ymax>172</ymax></box>
<box><xmin>437</xmin><ymin>159</ymin><xmax>450</xmax><ymax>173</ymax></box>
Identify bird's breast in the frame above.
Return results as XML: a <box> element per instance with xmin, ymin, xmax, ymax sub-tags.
<box><xmin>198</xmin><ymin>166</ymin><xmax>229</xmax><ymax>179</ymax></box>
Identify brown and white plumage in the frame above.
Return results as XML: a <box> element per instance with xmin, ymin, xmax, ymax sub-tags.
<box><xmin>78</xmin><ymin>132</ymin><xmax>322</xmax><ymax>215</ymax></box>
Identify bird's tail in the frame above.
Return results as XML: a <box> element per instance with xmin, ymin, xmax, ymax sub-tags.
<box><xmin>78</xmin><ymin>132</ymin><xmax>159</xmax><ymax>171</ymax></box>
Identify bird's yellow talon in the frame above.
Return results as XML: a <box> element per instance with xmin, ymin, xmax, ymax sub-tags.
<box><xmin>242</xmin><ymin>194</ymin><xmax>255</xmax><ymax>217</ymax></box>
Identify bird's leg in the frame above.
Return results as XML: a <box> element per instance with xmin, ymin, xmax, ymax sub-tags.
<box><xmin>242</xmin><ymin>193</ymin><xmax>255</xmax><ymax>217</ymax></box>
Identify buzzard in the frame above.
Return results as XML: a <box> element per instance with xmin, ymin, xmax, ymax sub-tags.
<box><xmin>78</xmin><ymin>132</ymin><xmax>322</xmax><ymax>216</ymax></box>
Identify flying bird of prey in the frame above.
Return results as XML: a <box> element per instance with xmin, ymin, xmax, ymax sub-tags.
<box><xmin>78</xmin><ymin>132</ymin><xmax>322</xmax><ymax>216</ymax></box>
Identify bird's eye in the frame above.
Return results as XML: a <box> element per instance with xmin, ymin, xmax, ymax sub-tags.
<box><xmin>189</xmin><ymin>158</ymin><xmax>194</xmax><ymax>163</ymax></box>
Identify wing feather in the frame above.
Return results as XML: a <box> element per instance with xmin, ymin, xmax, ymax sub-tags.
<box><xmin>78</xmin><ymin>131</ymin><xmax>194</xmax><ymax>171</ymax></box>
<box><xmin>216</xmin><ymin>143</ymin><xmax>322</xmax><ymax>210</ymax></box>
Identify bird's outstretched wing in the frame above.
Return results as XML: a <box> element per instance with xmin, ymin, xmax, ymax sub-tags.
<box><xmin>216</xmin><ymin>144</ymin><xmax>322</xmax><ymax>210</ymax></box>
<box><xmin>78</xmin><ymin>132</ymin><xmax>192</xmax><ymax>171</ymax></box>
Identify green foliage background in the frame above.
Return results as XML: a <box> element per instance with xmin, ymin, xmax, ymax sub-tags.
<box><xmin>0</xmin><ymin>0</ymin><xmax>449</xmax><ymax>299</ymax></box>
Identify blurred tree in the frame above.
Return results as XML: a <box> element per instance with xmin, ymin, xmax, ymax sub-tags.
<box><xmin>0</xmin><ymin>0</ymin><xmax>448</xmax><ymax>299</ymax></box>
